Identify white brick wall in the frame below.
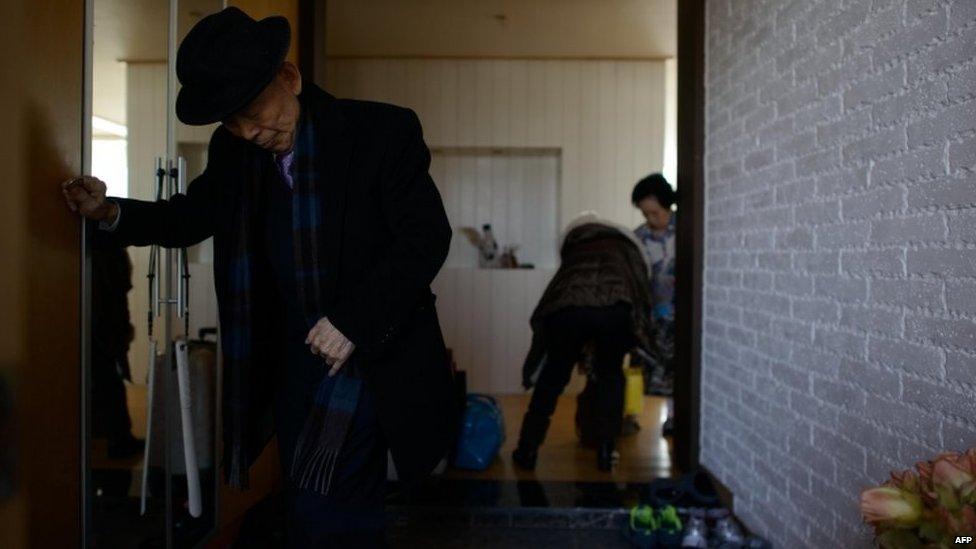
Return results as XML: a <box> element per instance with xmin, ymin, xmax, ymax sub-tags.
<box><xmin>702</xmin><ymin>1</ymin><xmax>976</xmax><ymax>546</ymax></box>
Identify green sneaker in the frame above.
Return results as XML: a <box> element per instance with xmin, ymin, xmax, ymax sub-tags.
<box><xmin>656</xmin><ymin>505</ymin><xmax>683</xmax><ymax>547</ymax></box>
<box><xmin>630</xmin><ymin>504</ymin><xmax>657</xmax><ymax>533</ymax></box>
<box><xmin>624</xmin><ymin>504</ymin><xmax>658</xmax><ymax>547</ymax></box>
<box><xmin>657</xmin><ymin>505</ymin><xmax>682</xmax><ymax>534</ymax></box>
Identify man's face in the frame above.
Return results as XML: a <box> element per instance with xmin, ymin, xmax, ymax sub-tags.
<box><xmin>638</xmin><ymin>196</ymin><xmax>672</xmax><ymax>232</ymax></box>
<box><xmin>223</xmin><ymin>63</ymin><xmax>302</xmax><ymax>154</ymax></box>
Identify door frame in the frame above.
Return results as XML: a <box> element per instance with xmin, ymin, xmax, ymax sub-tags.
<box><xmin>81</xmin><ymin>0</ymin><xmax>94</xmax><ymax>542</ymax></box>
<box><xmin>673</xmin><ymin>0</ymin><xmax>706</xmax><ymax>474</ymax></box>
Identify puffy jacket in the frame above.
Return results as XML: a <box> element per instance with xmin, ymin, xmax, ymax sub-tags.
<box><xmin>521</xmin><ymin>214</ymin><xmax>655</xmax><ymax>388</ymax></box>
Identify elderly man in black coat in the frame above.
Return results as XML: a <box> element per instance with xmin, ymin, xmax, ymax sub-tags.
<box><xmin>63</xmin><ymin>8</ymin><xmax>456</xmax><ymax>547</ymax></box>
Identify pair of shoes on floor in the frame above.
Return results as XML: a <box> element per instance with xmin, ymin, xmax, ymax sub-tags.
<box><xmin>713</xmin><ymin>514</ymin><xmax>746</xmax><ymax>548</ymax></box>
<box><xmin>646</xmin><ymin>471</ymin><xmax>720</xmax><ymax>509</ymax></box>
<box><xmin>597</xmin><ymin>441</ymin><xmax>619</xmax><ymax>472</ymax></box>
<box><xmin>661</xmin><ymin>417</ymin><xmax>675</xmax><ymax>438</ymax></box>
<box><xmin>512</xmin><ymin>446</ymin><xmax>538</xmax><ymax>471</ymax></box>
<box><xmin>680</xmin><ymin>508</ymin><xmax>747</xmax><ymax>549</ymax></box>
<box><xmin>623</xmin><ymin>504</ymin><xmax>682</xmax><ymax>548</ymax></box>
<box><xmin>680</xmin><ymin>509</ymin><xmax>708</xmax><ymax>548</ymax></box>
<box><xmin>622</xmin><ymin>415</ymin><xmax>642</xmax><ymax>437</ymax></box>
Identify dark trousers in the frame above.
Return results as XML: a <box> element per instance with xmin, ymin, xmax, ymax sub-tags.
<box><xmin>90</xmin><ymin>351</ymin><xmax>133</xmax><ymax>443</ymax></box>
<box><xmin>518</xmin><ymin>304</ymin><xmax>633</xmax><ymax>451</ymax></box>
<box><xmin>274</xmin><ymin>379</ymin><xmax>388</xmax><ymax>548</ymax></box>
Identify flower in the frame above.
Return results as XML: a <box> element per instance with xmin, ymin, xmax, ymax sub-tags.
<box><xmin>861</xmin><ymin>447</ymin><xmax>976</xmax><ymax>547</ymax></box>
<box><xmin>860</xmin><ymin>486</ymin><xmax>923</xmax><ymax>527</ymax></box>
<box><xmin>934</xmin><ymin>458</ymin><xmax>973</xmax><ymax>491</ymax></box>
<box><xmin>932</xmin><ymin>455</ymin><xmax>976</xmax><ymax>506</ymax></box>
<box><xmin>935</xmin><ymin>504</ymin><xmax>976</xmax><ymax>534</ymax></box>
<box><xmin>888</xmin><ymin>469</ymin><xmax>921</xmax><ymax>493</ymax></box>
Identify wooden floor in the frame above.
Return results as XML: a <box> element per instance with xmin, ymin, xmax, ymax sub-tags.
<box><xmin>97</xmin><ymin>387</ymin><xmax>673</xmax><ymax>484</ymax></box>
<box><xmin>445</xmin><ymin>394</ymin><xmax>673</xmax><ymax>482</ymax></box>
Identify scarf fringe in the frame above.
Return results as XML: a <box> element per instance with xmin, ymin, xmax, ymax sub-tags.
<box><xmin>289</xmin><ymin>375</ymin><xmax>361</xmax><ymax>495</ymax></box>
<box><xmin>227</xmin><ymin>439</ymin><xmax>250</xmax><ymax>489</ymax></box>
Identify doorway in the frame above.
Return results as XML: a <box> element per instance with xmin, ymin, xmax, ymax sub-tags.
<box><xmin>318</xmin><ymin>0</ymin><xmax>699</xmax><ymax>509</ymax></box>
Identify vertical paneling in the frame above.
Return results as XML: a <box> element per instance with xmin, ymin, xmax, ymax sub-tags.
<box><xmin>433</xmin><ymin>150</ymin><xmax>558</xmax><ymax>271</ymax></box>
<box><xmin>507</xmin><ymin>155</ymin><xmax>524</xmax><ymax>258</ymax></box>
<box><xmin>457</xmin><ymin>154</ymin><xmax>477</xmax><ymax>267</ymax></box>
<box><xmin>439</xmin><ymin>61</ymin><xmax>459</xmax><ymax>146</ymax></box>
<box><xmin>596</xmin><ymin>61</ymin><xmax>616</xmax><ymax>221</ymax></box>
<box><xmin>324</xmin><ymin>58</ymin><xmax>667</xmax><ymax>211</ymax></box>
<box><xmin>543</xmin><ymin>61</ymin><xmax>565</xmax><ymax>147</ymax></box>
<box><xmin>403</xmin><ymin>58</ymin><xmax>425</xmax><ymax>114</ymax></box>
<box><xmin>432</xmin><ymin>268</ymin><xmax>558</xmax><ymax>394</ymax></box>
<box><xmin>126</xmin><ymin>63</ymin><xmax>168</xmax><ymax>384</ymax></box>
<box><xmin>560</xmin><ymin>60</ymin><xmax>582</xmax><ymax>224</ymax></box>
<box><xmin>474</xmin><ymin>62</ymin><xmax>493</xmax><ymax>147</ymax></box>
<box><xmin>470</xmin><ymin>268</ymin><xmax>493</xmax><ymax>391</ymax></box>
<box><xmin>509</xmin><ymin>60</ymin><xmax>529</xmax><ymax>146</ymax></box>
<box><xmin>490</xmin><ymin>60</ymin><xmax>510</xmax><ymax>146</ymax></box>
<box><xmin>326</xmin><ymin>57</ymin><xmax>670</xmax><ymax>393</ymax></box>
<box><xmin>456</xmin><ymin>60</ymin><xmax>477</xmax><ymax>145</ymax></box>
<box><xmin>422</xmin><ymin>61</ymin><xmax>443</xmax><ymax>146</ymax></box>
<box><xmin>615</xmin><ymin>63</ymin><xmax>636</xmax><ymax>222</ymax></box>
<box><xmin>526</xmin><ymin>62</ymin><xmax>546</xmax><ymax>147</ymax></box>
<box><xmin>455</xmin><ymin>268</ymin><xmax>475</xmax><ymax>389</ymax></box>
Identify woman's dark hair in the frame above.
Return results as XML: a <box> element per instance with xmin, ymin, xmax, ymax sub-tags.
<box><xmin>631</xmin><ymin>173</ymin><xmax>676</xmax><ymax>208</ymax></box>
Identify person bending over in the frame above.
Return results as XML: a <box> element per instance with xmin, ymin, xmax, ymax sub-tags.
<box><xmin>515</xmin><ymin>213</ymin><xmax>654</xmax><ymax>472</ymax></box>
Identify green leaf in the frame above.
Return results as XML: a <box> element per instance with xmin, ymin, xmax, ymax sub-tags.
<box><xmin>877</xmin><ymin>529</ymin><xmax>923</xmax><ymax>549</ymax></box>
<box><xmin>916</xmin><ymin>519</ymin><xmax>945</xmax><ymax>542</ymax></box>
<box><xmin>935</xmin><ymin>485</ymin><xmax>961</xmax><ymax>511</ymax></box>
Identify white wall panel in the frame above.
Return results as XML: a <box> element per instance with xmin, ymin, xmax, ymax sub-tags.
<box><xmin>433</xmin><ymin>150</ymin><xmax>559</xmax><ymax>271</ymax></box>
<box><xmin>325</xmin><ymin>57</ymin><xmax>669</xmax><ymax>216</ymax></box>
<box><xmin>431</xmin><ymin>268</ymin><xmax>559</xmax><ymax>394</ymax></box>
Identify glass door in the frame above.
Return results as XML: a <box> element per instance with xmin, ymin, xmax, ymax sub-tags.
<box><xmin>168</xmin><ymin>3</ymin><xmax>226</xmax><ymax>546</ymax></box>
<box><xmin>86</xmin><ymin>1</ymin><xmax>173</xmax><ymax>546</ymax></box>
<box><xmin>84</xmin><ymin>0</ymin><xmax>225</xmax><ymax>547</ymax></box>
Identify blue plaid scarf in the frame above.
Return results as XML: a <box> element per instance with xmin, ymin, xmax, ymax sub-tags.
<box><xmin>224</xmin><ymin>105</ymin><xmax>362</xmax><ymax>495</ymax></box>
<box><xmin>287</xmin><ymin>115</ymin><xmax>363</xmax><ymax>495</ymax></box>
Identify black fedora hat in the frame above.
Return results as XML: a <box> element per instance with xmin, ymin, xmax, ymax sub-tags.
<box><xmin>176</xmin><ymin>7</ymin><xmax>290</xmax><ymax>126</ymax></box>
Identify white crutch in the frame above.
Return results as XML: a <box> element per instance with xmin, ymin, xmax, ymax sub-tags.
<box><xmin>140</xmin><ymin>340</ymin><xmax>155</xmax><ymax>515</ymax></box>
<box><xmin>175</xmin><ymin>339</ymin><xmax>201</xmax><ymax>518</ymax></box>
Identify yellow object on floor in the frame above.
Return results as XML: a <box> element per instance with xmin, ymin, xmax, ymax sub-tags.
<box><xmin>624</xmin><ymin>353</ymin><xmax>645</xmax><ymax>416</ymax></box>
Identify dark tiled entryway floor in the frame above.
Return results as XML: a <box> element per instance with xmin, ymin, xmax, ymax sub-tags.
<box><xmin>388</xmin><ymin>505</ymin><xmax>633</xmax><ymax>548</ymax></box>
<box><xmin>389</xmin><ymin>524</ymin><xmax>631</xmax><ymax>548</ymax></box>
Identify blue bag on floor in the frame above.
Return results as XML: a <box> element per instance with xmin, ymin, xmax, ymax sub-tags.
<box><xmin>452</xmin><ymin>394</ymin><xmax>505</xmax><ymax>470</ymax></box>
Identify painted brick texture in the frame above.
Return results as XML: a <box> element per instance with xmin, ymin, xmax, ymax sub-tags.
<box><xmin>702</xmin><ymin>0</ymin><xmax>976</xmax><ymax>546</ymax></box>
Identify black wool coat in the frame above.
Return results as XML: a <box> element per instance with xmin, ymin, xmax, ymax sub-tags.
<box><xmin>103</xmin><ymin>83</ymin><xmax>458</xmax><ymax>486</ymax></box>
